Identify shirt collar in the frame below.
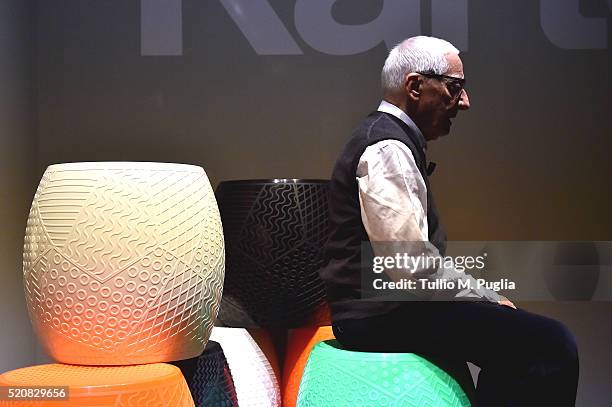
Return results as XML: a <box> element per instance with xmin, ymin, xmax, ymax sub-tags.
<box><xmin>377</xmin><ymin>100</ymin><xmax>427</xmax><ymax>150</ymax></box>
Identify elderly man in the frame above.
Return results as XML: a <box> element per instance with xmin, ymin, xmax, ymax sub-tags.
<box><xmin>320</xmin><ymin>36</ymin><xmax>579</xmax><ymax>406</ymax></box>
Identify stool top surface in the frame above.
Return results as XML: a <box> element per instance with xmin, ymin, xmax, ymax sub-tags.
<box><xmin>0</xmin><ymin>363</ymin><xmax>183</xmax><ymax>390</ymax></box>
<box><xmin>46</xmin><ymin>162</ymin><xmax>204</xmax><ymax>173</ymax></box>
<box><xmin>314</xmin><ymin>340</ymin><xmax>431</xmax><ymax>362</ymax></box>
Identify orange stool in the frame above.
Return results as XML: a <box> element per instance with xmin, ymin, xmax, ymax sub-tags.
<box><xmin>0</xmin><ymin>363</ymin><xmax>194</xmax><ymax>406</ymax></box>
<box><xmin>282</xmin><ymin>326</ymin><xmax>335</xmax><ymax>407</ymax></box>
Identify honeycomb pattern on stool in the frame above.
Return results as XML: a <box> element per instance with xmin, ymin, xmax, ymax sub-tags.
<box><xmin>210</xmin><ymin>327</ymin><xmax>281</xmax><ymax>407</ymax></box>
<box><xmin>23</xmin><ymin>162</ymin><xmax>225</xmax><ymax>365</ymax></box>
<box><xmin>297</xmin><ymin>341</ymin><xmax>471</xmax><ymax>407</ymax></box>
<box><xmin>0</xmin><ymin>363</ymin><xmax>194</xmax><ymax>406</ymax></box>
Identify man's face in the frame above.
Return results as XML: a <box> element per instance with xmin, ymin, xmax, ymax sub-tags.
<box><xmin>413</xmin><ymin>53</ymin><xmax>470</xmax><ymax>141</ymax></box>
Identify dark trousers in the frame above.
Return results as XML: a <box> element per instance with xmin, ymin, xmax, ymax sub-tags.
<box><xmin>332</xmin><ymin>301</ymin><xmax>579</xmax><ymax>407</ymax></box>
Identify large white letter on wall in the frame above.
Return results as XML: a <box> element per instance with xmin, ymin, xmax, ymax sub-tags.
<box><xmin>540</xmin><ymin>0</ymin><xmax>607</xmax><ymax>49</ymax></box>
<box><xmin>218</xmin><ymin>0</ymin><xmax>303</xmax><ymax>55</ymax></box>
<box><xmin>294</xmin><ymin>0</ymin><xmax>421</xmax><ymax>55</ymax></box>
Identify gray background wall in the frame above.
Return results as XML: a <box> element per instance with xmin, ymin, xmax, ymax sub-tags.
<box><xmin>0</xmin><ymin>0</ymin><xmax>36</xmax><ymax>373</ymax></box>
<box><xmin>1</xmin><ymin>0</ymin><xmax>611</xmax><ymax>405</ymax></box>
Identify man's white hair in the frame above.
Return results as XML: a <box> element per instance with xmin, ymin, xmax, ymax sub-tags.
<box><xmin>381</xmin><ymin>36</ymin><xmax>459</xmax><ymax>94</ymax></box>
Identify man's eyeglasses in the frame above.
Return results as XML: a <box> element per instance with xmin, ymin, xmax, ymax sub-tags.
<box><xmin>417</xmin><ymin>72</ymin><xmax>466</xmax><ymax>100</ymax></box>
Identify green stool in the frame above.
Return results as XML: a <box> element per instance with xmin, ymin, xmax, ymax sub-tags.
<box><xmin>296</xmin><ymin>340</ymin><xmax>471</xmax><ymax>407</ymax></box>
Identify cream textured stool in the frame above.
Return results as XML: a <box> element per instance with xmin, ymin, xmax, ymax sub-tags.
<box><xmin>23</xmin><ymin>162</ymin><xmax>225</xmax><ymax>365</ymax></box>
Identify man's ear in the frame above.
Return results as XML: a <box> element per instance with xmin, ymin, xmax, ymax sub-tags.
<box><xmin>405</xmin><ymin>73</ymin><xmax>422</xmax><ymax>101</ymax></box>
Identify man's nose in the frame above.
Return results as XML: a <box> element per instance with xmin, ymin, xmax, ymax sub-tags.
<box><xmin>458</xmin><ymin>89</ymin><xmax>470</xmax><ymax>110</ymax></box>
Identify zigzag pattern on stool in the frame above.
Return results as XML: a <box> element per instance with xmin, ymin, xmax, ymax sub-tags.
<box><xmin>216</xmin><ymin>180</ymin><xmax>329</xmax><ymax>328</ymax></box>
<box><xmin>174</xmin><ymin>340</ymin><xmax>239</xmax><ymax>407</ymax></box>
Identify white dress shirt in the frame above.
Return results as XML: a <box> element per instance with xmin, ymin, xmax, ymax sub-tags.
<box><xmin>357</xmin><ymin>101</ymin><xmax>429</xmax><ymax>243</ymax></box>
<box><xmin>357</xmin><ymin>101</ymin><xmax>502</xmax><ymax>302</ymax></box>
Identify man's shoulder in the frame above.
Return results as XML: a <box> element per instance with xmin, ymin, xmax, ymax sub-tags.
<box><xmin>351</xmin><ymin>111</ymin><xmax>416</xmax><ymax>146</ymax></box>
<box><xmin>333</xmin><ymin>111</ymin><xmax>419</xmax><ymax>171</ymax></box>
<box><xmin>356</xmin><ymin>111</ymin><xmax>400</xmax><ymax>132</ymax></box>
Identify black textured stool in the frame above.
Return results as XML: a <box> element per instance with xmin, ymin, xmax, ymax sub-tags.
<box><xmin>172</xmin><ymin>340</ymin><xmax>239</xmax><ymax>407</ymax></box>
<box><xmin>215</xmin><ymin>179</ymin><xmax>331</xmax><ymax>328</ymax></box>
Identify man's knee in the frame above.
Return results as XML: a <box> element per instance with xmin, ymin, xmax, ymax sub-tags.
<box><xmin>558</xmin><ymin>321</ymin><xmax>579</xmax><ymax>367</ymax></box>
<box><xmin>539</xmin><ymin>318</ymin><xmax>579</xmax><ymax>366</ymax></box>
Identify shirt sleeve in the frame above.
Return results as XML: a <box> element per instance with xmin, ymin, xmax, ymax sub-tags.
<box><xmin>357</xmin><ymin>140</ymin><xmax>502</xmax><ymax>302</ymax></box>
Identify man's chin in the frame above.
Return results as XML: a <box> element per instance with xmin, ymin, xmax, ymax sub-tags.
<box><xmin>438</xmin><ymin>123</ymin><xmax>452</xmax><ymax>138</ymax></box>
<box><xmin>443</xmin><ymin>120</ymin><xmax>452</xmax><ymax>134</ymax></box>
<box><xmin>425</xmin><ymin>130</ymin><xmax>448</xmax><ymax>141</ymax></box>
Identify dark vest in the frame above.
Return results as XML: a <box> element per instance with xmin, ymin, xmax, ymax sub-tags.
<box><xmin>320</xmin><ymin>111</ymin><xmax>447</xmax><ymax>321</ymax></box>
